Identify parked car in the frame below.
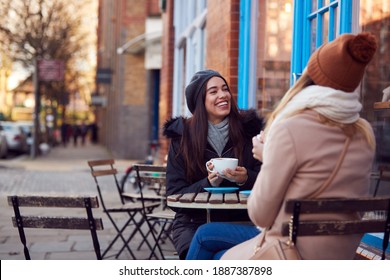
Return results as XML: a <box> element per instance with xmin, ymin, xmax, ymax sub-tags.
<box><xmin>0</xmin><ymin>125</ymin><xmax>8</xmax><ymax>158</ymax></box>
<box><xmin>16</xmin><ymin>121</ymin><xmax>49</xmax><ymax>149</ymax></box>
<box><xmin>0</xmin><ymin>121</ymin><xmax>29</xmax><ymax>154</ymax></box>
<box><xmin>15</xmin><ymin>121</ymin><xmax>33</xmax><ymax>148</ymax></box>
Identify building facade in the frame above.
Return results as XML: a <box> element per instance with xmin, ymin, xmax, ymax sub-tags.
<box><xmin>0</xmin><ymin>52</ymin><xmax>11</xmax><ymax>120</ymax></box>
<box><xmin>158</xmin><ymin>0</ymin><xmax>390</xmax><ymax>172</ymax></box>
<box><xmin>97</xmin><ymin>0</ymin><xmax>390</xmax><ymax>177</ymax></box>
<box><xmin>96</xmin><ymin>0</ymin><xmax>162</xmax><ymax>160</ymax></box>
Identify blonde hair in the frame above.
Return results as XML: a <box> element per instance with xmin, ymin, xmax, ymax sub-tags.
<box><xmin>264</xmin><ymin>71</ymin><xmax>375</xmax><ymax>149</ymax></box>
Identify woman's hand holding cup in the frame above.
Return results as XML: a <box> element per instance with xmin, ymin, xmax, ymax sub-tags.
<box><xmin>206</xmin><ymin>158</ymin><xmax>238</xmax><ymax>186</ymax></box>
<box><xmin>223</xmin><ymin>166</ymin><xmax>248</xmax><ymax>185</ymax></box>
<box><xmin>206</xmin><ymin>161</ymin><xmax>223</xmax><ymax>186</ymax></box>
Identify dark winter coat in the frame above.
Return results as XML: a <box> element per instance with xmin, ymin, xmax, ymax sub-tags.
<box><xmin>163</xmin><ymin>109</ymin><xmax>263</xmax><ymax>258</ymax></box>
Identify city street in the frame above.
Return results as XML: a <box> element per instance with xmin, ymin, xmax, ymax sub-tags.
<box><xmin>0</xmin><ymin>142</ymin><xmax>175</xmax><ymax>260</ymax></box>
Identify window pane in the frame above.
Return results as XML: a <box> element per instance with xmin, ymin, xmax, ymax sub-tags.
<box><xmin>312</xmin><ymin>0</ymin><xmax>318</xmax><ymax>11</ymax></box>
<box><xmin>359</xmin><ymin>0</ymin><xmax>390</xmax><ymax>166</ymax></box>
<box><xmin>310</xmin><ymin>17</ymin><xmax>317</xmax><ymax>54</ymax></box>
<box><xmin>256</xmin><ymin>0</ymin><xmax>293</xmax><ymax>117</ymax></box>
<box><xmin>331</xmin><ymin>6</ymin><xmax>338</xmax><ymax>40</ymax></box>
<box><xmin>322</xmin><ymin>11</ymin><xmax>329</xmax><ymax>44</ymax></box>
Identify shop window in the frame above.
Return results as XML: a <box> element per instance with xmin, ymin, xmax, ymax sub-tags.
<box><xmin>359</xmin><ymin>0</ymin><xmax>390</xmax><ymax>165</ymax></box>
<box><xmin>256</xmin><ymin>0</ymin><xmax>293</xmax><ymax>117</ymax></box>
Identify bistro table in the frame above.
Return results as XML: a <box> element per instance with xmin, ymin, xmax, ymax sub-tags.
<box><xmin>167</xmin><ymin>191</ymin><xmax>248</xmax><ymax>223</ymax></box>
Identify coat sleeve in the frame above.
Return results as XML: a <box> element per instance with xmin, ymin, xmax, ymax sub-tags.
<box><xmin>247</xmin><ymin>122</ymin><xmax>298</xmax><ymax>228</ymax></box>
<box><xmin>166</xmin><ymin>139</ymin><xmax>210</xmax><ymax>198</ymax></box>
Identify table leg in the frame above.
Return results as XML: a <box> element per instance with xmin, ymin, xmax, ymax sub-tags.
<box><xmin>207</xmin><ymin>209</ymin><xmax>210</xmax><ymax>223</ymax></box>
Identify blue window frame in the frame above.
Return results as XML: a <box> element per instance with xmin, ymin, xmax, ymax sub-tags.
<box><xmin>238</xmin><ymin>0</ymin><xmax>251</xmax><ymax>109</ymax></box>
<box><xmin>238</xmin><ymin>0</ymin><xmax>258</xmax><ymax>110</ymax></box>
<box><xmin>290</xmin><ymin>0</ymin><xmax>352</xmax><ymax>86</ymax></box>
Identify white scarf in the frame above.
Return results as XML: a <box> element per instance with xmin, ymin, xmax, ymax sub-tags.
<box><xmin>269</xmin><ymin>85</ymin><xmax>362</xmax><ymax>134</ymax></box>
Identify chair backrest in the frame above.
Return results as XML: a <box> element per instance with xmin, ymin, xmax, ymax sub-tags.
<box><xmin>8</xmin><ymin>195</ymin><xmax>104</xmax><ymax>260</ymax></box>
<box><xmin>281</xmin><ymin>197</ymin><xmax>390</xmax><ymax>259</ymax></box>
<box><xmin>373</xmin><ymin>164</ymin><xmax>390</xmax><ymax>197</ymax></box>
<box><xmin>87</xmin><ymin>159</ymin><xmax>124</xmax><ymax>205</ymax></box>
<box><xmin>132</xmin><ymin>164</ymin><xmax>167</xmax><ymax>209</ymax></box>
<box><xmin>378</xmin><ymin>165</ymin><xmax>390</xmax><ymax>178</ymax></box>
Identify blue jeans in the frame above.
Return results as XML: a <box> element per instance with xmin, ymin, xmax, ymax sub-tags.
<box><xmin>185</xmin><ymin>222</ymin><xmax>260</xmax><ymax>260</ymax></box>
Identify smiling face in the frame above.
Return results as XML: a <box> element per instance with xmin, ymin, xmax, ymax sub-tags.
<box><xmin>204</xmin><ymin>76</ymin><xmax>231</xmax><ymax>124</ymax></box>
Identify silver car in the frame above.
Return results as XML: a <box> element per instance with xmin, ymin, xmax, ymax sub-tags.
<box><xmin>0</xmin><ymin>121</ymin><xmax>29</xmax><ymax>154</ymax></box>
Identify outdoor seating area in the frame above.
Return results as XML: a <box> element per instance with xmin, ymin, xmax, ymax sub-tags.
<box><xmin>2</xmin><ymin>1</ymin><xmax>390</xmax><ymax>271</ymax></box>
<box><xmin>3</xmin><ymin>153</ymin><xmax>390</xmax><ymax>260</ymax></box>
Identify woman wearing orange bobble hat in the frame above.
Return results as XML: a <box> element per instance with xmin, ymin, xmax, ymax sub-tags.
<box><xmin>186</xmin><ymin>32</ymin><xmax>378</xmax><ymax>260</ymax></box>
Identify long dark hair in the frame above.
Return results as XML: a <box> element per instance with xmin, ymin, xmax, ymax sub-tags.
<box><xmin>179</xmin><ymin>79</ymin><xmax>246</xmax><ymax>182</ymax></box>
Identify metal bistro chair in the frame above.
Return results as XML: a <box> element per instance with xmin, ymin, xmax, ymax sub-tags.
<box><xmin>133</xmin><ymin>163</ymin><xmax>176</xmax><ymax>260</ymax></box>
<box><xmin>373</xmin><ymin>164</ymin><xmax>390</xmax><ymax>197</ymax></box>
<box><xmin>87</xmin><ymin>159</ymin><xmax>160</xmax><ymax>259</ymax></box>
<box><xmin>281</xmin><ymin>196</ymin><xmax>390</xmax><ymax>260</ymax></box>
<box><xmin>8</xmin><ymin>195</ymin><xmax>103</xmax><ymax>260</ymax></box>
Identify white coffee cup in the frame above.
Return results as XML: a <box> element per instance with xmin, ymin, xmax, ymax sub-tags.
<box><xmin>206</xmin><ymin>158</ymin><xmax>238</xmax><ymax>174</ymax></box>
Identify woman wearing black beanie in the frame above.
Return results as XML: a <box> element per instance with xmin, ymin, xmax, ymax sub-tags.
<box><xmin>163</xmin><ymin>69</ymin><xmax>263</xmax><ymax>259</ymax></box>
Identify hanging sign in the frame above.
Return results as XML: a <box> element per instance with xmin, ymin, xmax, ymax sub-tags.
<box><xmin>38</xmin><ymin>59</ymin><xmax>65</xmax><ymax>81</ymax></box>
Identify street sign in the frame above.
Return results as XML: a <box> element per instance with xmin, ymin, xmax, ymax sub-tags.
<box><xmin>38</xmin><ymin>59</ymin><xmax>65</xmax><ymax>81</ymax></box>
<box><xmin>96</xmin><ymin>68</ymin><xmax>112</xmax><ymax>84</ymax></box>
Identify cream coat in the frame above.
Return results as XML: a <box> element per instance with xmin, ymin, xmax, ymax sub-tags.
<box><xmin>222</xmin><ymin>110</ymin><xmax>375</xmax><ymax>259</ymax></box>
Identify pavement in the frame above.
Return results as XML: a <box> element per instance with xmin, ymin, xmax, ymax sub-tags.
<box><xmin>0</xmin><ymin>142</ymin><xmax>176</xmax><ymax>260</ymax></box>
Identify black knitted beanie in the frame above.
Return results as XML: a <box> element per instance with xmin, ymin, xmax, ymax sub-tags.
<box><xmin>185</xmin><ymin>70</ymin><xmax>227</xmax><ymax>113</ymax></box>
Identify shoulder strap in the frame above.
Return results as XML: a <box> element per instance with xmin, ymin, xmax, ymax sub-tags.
<box><xmin>255</xmin><ymin>137</ymin><xmax>352</xmax><ymax>249</ymax></box>
<box><xmin>309</xmin><ymin>137</ymin><xmax>351</xmax><ymax>198</ymax></box>
<box><xmin>288</xmin><ymin>137</ymin><xmax>352</xmax><ymax>245</ymax></box>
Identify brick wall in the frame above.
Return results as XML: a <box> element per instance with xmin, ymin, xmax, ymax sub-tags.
<box><xmin>158</xmin><ymin>0</ymin><xmax>174</xmax><ymax>162</ymax></box>
<box><xmin>206</xmin><ymin>0</ymin><xmax>240</xmax><ymax>100</ymax></box>
<box><xmin>147</xmin><ymin>0</ymin><xmax>161</xmax><ymax>16</ymax></box>
<box><xmin>97</xmin><ymin>0</ymin><xmax>159</xmax><ymax>160</ymax></box>
<box><xmin>158</xmin><ymin>0</ymin><xmax>240</xmax><ymax>161</ymax></box>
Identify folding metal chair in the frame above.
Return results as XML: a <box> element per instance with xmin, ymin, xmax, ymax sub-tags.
<box><xmin>87</xmin><ymin>159</ymin><xmax>160</xmax><ymax>259</ymax></box>
<box><xmin>133</xmin><ymin>163</ymin><xmax>176</xmax><ymax>260</ymax></box>
<box><xmin>282</xmin><ymin>196</ymin><xmax>390</xmax><ymax>260</ymax></box>
<box><xmin>8</xmin><ymin>195</ymin><xmax>103</xmax><ymax>260</ymax></box>
<box><xmin>373</xmin><ymin>164</ymin><xmax>390</xmax><ymax>197</ymax></box>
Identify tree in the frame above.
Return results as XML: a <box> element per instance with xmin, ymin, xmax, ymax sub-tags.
<box><xmin>0</xmin><ymin>0</ymin><xmax>92</xmax><ymax>66</ymax></box>
<box><xmin>0</xmin><ymin>0</ymin><xmax>96</xmax><ymax>148</ymax></box>
<box><xmin>0</xmin><ymin>0</ymin><xmax>96</xmax><ymax>107</ymax></box>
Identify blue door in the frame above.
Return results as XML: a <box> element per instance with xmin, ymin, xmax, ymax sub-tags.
<box><xmin>290</xmin><ymin>0</ymin><xmax>353</xmax><ymax>86</ymax></box>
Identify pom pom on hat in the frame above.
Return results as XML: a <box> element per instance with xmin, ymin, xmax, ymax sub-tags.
<box><xmin>185</xmin><ymin>70</ymin><xmax>227</xmax><ymax>114</ymax></box>
<box><xmin>347</xmin><ymin>33</ymin><xmax>377</xmax><ymax>63</ymax></box>
<box><xmin>307</xmin><ymin>32</ymin><xmax>377</xmax><ymax>92</ymax></box>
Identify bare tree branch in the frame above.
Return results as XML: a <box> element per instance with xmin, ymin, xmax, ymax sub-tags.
<box><xmin>0</xmin><ymin>0</ymin><xmax>96</xmax><ymax>110</ymax></box>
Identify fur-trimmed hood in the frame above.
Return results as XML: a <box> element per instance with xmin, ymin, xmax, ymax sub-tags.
<box><xmin>163</xmin><ymin>109</ymin><xmax>263</xmax><ymax>140</ymax></box>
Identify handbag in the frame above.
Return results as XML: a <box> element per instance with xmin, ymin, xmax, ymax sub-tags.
<box><xmin>250</xmin><ymin>234</ymin><xmax>302</xmax><ymax>260</ymax></box>
<box><xmin>250</xmin><ymin>138</ymin><xmax>351</xmax><ymax>260</ymax></box>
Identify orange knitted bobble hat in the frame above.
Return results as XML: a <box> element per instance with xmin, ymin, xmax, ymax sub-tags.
<box><xmin>307</xmin><ymin>32</ymin><xmax>377</xmax><ymax>92</ymax></box>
